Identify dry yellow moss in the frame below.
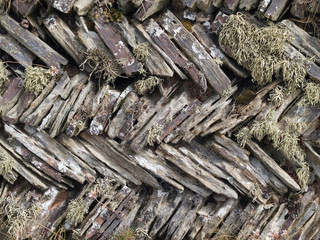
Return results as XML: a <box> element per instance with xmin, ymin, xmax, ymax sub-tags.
<box><xmin>0</xmin><ymin>147</ymin><xmax>14</xmax><ymax>181</ymax></box>
<box><xmin>134</xmin><ymin>76</ymin><xmax>163</xmax><ymax>95</ymax></box>
<box><xmin>304</xmin><ymin>81</ymin><xmax>320</xmax><ymax>106</ymax></box>
<box><xmin>268</xmin><ymin>85</ymin><xmax>285</xmax><ymax>106</ymax></box>
<box><xmin>219</xmin><ymin>13</ymin><xmax>306</xmax><ymax>87</ymax></box>
<box><xmin>147</xmin><ymin>123</ymin><xmax>163</xmax><ymax>146</ymax></box>
<box><xmin>66</xmin><ymin>198</ymin><xmax>89</xmax><ymax>225</ymax></box>
<box><xmin>235</xmin><ymin>127</ymin><xmax>251</xmax><ymax>148</ymax></box>
<box><xmin>133</xmin><ymin>42</ymin><xmax>151</xmax><ymax>62</ymax></box>
<box><xmin>23</xmin><ymin>66</ymin><xmax>52</xmax><ymax>96</ymax></box>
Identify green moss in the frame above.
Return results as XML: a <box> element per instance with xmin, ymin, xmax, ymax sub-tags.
<box><xmin>49</xmin><ymin>224</ymin><xmax>66</xmax><ymax>240</ymax></box>
<box><xmin>23</xmin><ymin>66</ymin><xmax>53</xmax><ymax>96</ymax></box>
<box><xmin>181</xmin><ymin>19</ymin><xmax>193</xmax><ymax>31</ymax></box>
<box><xmin>80</xmin><ymin>48</ymin><xmax>120</xmax><ymax>84</ymax></box>
<box><xmin>279</xmin><ymin>132</ymin><xmax>300</xmax><ymax>160</ymax></box>
<box><xmin>243</xmin><ymin>111</ymin><xmax>309</xmax><ymax>191</ymax></box>
<box><xmin>296</xmin><ymin>163</ymin><xmax>309</xmax><ymax>191</ymax></box>
<box><xmin>236</xmin><ymin>89</ymin><xmax>256</xmax><ymax>104</ymax></box>
<box><xmin>134</xmin><ymin>76</ymin><xmax>163</xmax><ymax>95</ymax></box>
<box><xmin>147</xmin><ymin>123</ymin><xmax>163</xmax><ymax>146</ymax></box>
<box><xmin>66</xmin><ymin>198</ymin><xmax>89</xmax><ymax>225</ymax></box>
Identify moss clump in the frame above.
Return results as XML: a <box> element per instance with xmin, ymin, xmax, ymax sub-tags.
<box><xmin>80</xmin><ymin>48</ymin><xmax>121</xmax><ymax>84</ymax></box>
<box><xmin>147</xmin><ymin>123</ymin><xmax>163</xmax><ymax>146</ymax></box>
<box><xmin>134</xmin><ymin>76</ymin><xmax>162</xmax><ymax>95</ymax></box>
<box><xmin>250</xmin><ymin>121</ymin><xmax>266</xmax><ymax>140</ymax></box>
<box><xmin>235</xmin><ymin>127</ymin><xmax>251</xmax><ymax>148</ymax></box>
<box><xmin>90</xmin><ymin>177</ymin><xmax>116</xmax><ymax>197</ymax></box>
<box><xmin>296</xmin><ymin>163</ymin><xmax>309</xmax><ymax>192</ymax></box>
<box><xmin>66</xmin><ymin>198</ymin><xmax>89</xmax><ymax>225</ymax></box>
<box><xmin>0</xmin><ymin>147</ymin><xmax>14</xmax><ymax>181</ymax></box>
<box><xmin>245</xmin><ymin>111</ymin><xmax>309</xmax><ymax>191</ymax></box>
<box><xmin>23</xmin><ymin>66</ymin><xmax>53</xmax><ymax>96</ymax></box>
<box><xmin>268</xmin><ymin>85</ymin><xmax>285</xmax><ymax>106</ymax></box>
<box><xmin>236</xmin><ymin>89</ymin><xmax>256</xmax><ymax>104</ymax></box>
<box><xmin>5</xmin><ymin>196</ymin><xmax>40</xmax><ymax>239</ymax></box>
<box><xmin>219</xmin><ymin>13</ymin><xmax>306</xmax><ymax>87</ymax></box>
<box><xmin>304</xmin><ymin>81</ymin><xmax>320</xmax><ymax>106</ymax></box>
<box><xmin>284</xmin><ymin>118</ymin><xmax>306</xmax><ymax>134</ymax></box>
<box><xmin>133</xmin><ymin>42</ymin><xmax>150</xmax><ymax>62</ymax></box>
<box><xmin>0</xmin><ymin>61</ymin><xmax>8</xmax><ymax>89</ymax></box>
